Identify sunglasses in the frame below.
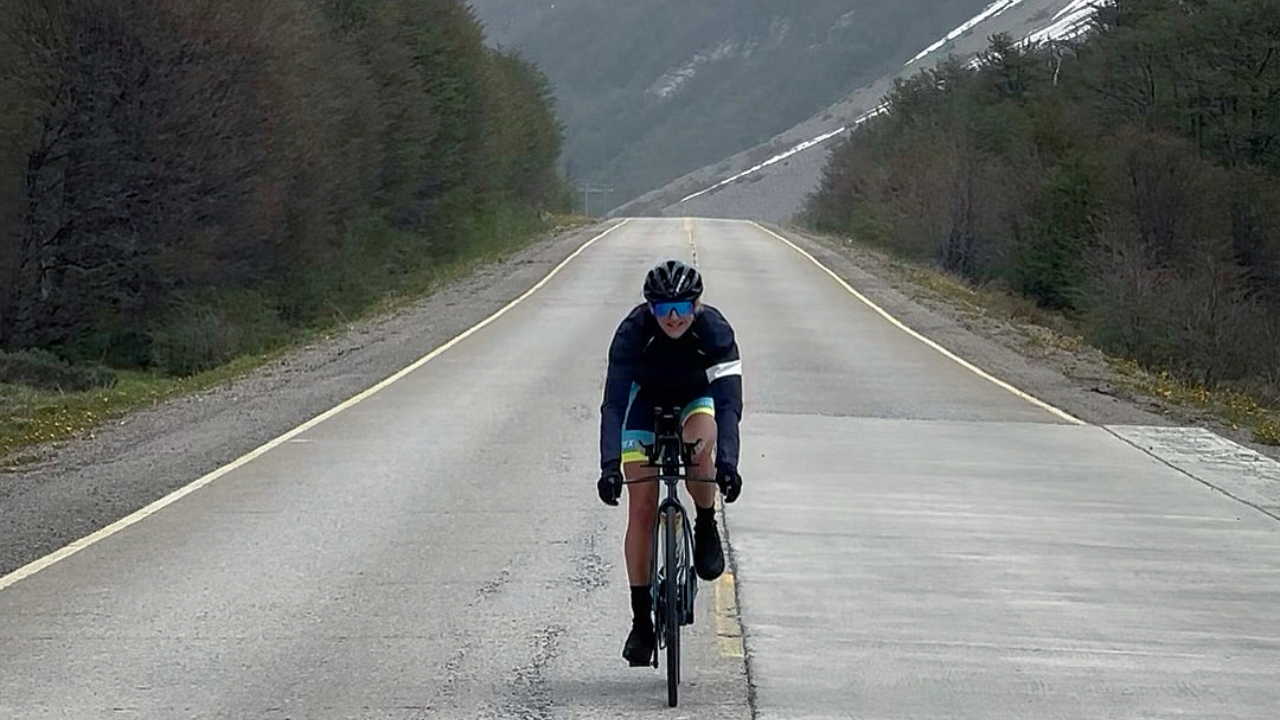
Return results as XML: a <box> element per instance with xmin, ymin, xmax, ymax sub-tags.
<box><xmin>651</xmin><ymin>300</ymin><xmax>695</xmax><ymax>318</ymax></box>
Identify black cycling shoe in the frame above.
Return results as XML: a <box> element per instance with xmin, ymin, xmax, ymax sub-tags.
<box><xmin>694</xmin><ymin>520</ymin><xmax>726</xmax><ymax>581</ymax></box>
<box><xmin>623</xmin><ymin>621</ymin><xmax>656</xmax><ymax>667</ymax></box>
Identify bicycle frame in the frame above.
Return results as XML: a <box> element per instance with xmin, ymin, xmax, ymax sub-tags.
<box><xmin>623</xmin><ymin>404</ymin><xmax>716</xmax><ymax>706</ymax></box>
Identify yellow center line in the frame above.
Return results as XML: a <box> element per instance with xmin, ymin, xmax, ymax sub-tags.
<box><xmin>714</xmin><ymin>571</ymin><xmax>745</xmax><ymax>658</ymax></box>
<box><xmin>684</xmin><ymin>217</ymin><xmax>699</xmax><ymax>266</ymax></box>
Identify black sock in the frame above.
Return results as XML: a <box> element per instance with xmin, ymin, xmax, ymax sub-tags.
<box><xmin>696</xmin><ymin>503</ymin><xmax>716</xmax><ymax>527</ymax></box>
<box><xmin>630</xmin><ymin>585</ymin><xmax>652</xmax><ymax>625</ymax></box>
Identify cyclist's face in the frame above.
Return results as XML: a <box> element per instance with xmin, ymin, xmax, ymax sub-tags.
<box><xmin>653</xmin><ymin>301</ymin><xmax>695</xmax><ymax>338</ymax></box>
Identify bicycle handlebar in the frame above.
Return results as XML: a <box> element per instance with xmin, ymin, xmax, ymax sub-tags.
<box><xmin>621</xmin><ymin>475</ymin><xmax>719</xmax><ymax>485</ymax></box>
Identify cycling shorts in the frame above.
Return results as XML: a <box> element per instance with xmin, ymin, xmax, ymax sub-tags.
<box><xmin>620</xmin><ymin>383</ymin><xmax>715</xmax><ymax>465</ymax></box>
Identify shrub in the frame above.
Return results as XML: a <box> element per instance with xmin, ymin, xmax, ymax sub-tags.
<box><xmin>0</xmin><ymin>349</ymin><xmax>117</xmax><ymax>391</ymax></box>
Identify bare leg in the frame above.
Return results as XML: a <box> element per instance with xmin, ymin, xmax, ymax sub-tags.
<box><xmin>623</xmin><ymin>461</ymin><xmax>658</xmax><ymax>586</ymax></box>
<box><xmin>683</xmin><ymin>412</ymin><xmax>718</xmax><ymax>509</ymax></box>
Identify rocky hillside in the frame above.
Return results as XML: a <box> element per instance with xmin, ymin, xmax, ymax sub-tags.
<box><xmin>614</xmin><ymin>0</ymin><xmax>1089</xmax><ymax>222</ymax></box>
<box><xmin>465</xmin><ymin>0</ymin><xmax>998</xmax><ymax>204</ymax></box>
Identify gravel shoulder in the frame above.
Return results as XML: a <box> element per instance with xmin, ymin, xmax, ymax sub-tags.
<box><xmin>0</xmin><ymin>222</ymin><xmax>620</xmax><ymax>578</ymax></box>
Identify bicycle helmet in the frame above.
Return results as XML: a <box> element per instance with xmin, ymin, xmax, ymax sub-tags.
<box><xmin>643</xmin><ymin>259</ymin><xmax>703</xmax><ymax>303</ymax></box>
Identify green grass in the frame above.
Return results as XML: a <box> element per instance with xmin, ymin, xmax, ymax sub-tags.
<box><xmin>880</xmin><ymin>249</ymin><xmax>1084</xmax><ymax>340</ymax></box>
<box><xmin>0</xmin><ymin>351</ymin><xmax>281</xmax><ymax>467</ymax></box>
<box><xmin>0</xmin><ymin>214</ymin><xmax>600</xmax><ymax>468</ymax></box>
<box><xmin>1106</xmin><ymin>360</ymin><xmax>1280</xmax><ymax>446</ymax></box>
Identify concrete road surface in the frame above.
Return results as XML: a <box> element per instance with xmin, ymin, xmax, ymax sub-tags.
<box><xmin>3</xmin><ymin>218</ymin><xmax>1279</xmax><ymax>719</ymax></box>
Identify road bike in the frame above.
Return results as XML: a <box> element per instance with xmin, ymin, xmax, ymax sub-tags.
<box><xmin>623</xmin><ymin>404</ymin><xmax>718</xmax><ymax>707</ymax></box>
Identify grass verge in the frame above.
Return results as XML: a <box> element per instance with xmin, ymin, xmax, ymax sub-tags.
<box><xmin>0</xmin><ymin>352</ymin><xmax>284</xmax><ymax>469</ymax></box>
<box><xmin>1106</xmin><ymin>361</ymin><xmax>1280</xmax><ymax>446</ymax></box>
<box><xmin>0</xmin><ymin>214</ymin><xmax>600</xmax><ymax>469</ymax></box>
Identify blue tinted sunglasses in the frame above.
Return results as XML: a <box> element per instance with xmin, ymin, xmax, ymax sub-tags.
<box><xmin>651</xmin><ymin>300</ymin><xmax>695</xmax><ymax>318</ymax></box>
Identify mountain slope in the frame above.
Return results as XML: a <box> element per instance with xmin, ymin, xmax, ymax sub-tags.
<box><xmin>466</xmin><ymin>0</ymin><xmax>998</xmax><ymax>203</ymax></box>
<box><xmin>613</xmin><ymin>0</ymin><xmax>1091</xmax><ymax>222</ymax></box>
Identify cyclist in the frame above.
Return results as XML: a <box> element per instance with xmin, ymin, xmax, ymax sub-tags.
<box><xmin>596</xmin><ymin>258</ymin><xmax>744</xmax><ymax>666</ymax></box>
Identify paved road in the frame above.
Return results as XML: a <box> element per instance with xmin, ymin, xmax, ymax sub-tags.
<box><xmin>3</xmin><ymin>218</ymin><xmax>1279</xmax><ymax>719</ymax></box>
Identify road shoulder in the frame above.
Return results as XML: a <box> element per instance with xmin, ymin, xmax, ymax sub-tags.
<box><xmin>765</xmin><ymin>222</ymin><xmax>1280</xmax><ymax>464</ymax></box>
<box><xmin>0</xmin><ymin>222</ymin><xmax>619</xmax><ymax>577</ymax></box>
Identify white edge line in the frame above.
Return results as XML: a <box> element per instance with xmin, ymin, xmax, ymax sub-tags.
<box><xmin>0</xmin><ymin>218</ymin><xmax>632</xmax><ymax>593</ymax></box>
<box><xmin>751</xmin><ymin>222</ymin><xmax>1084</xmax><ymax>425</ymax></box>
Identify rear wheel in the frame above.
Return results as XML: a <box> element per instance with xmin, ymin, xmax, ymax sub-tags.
<box><xmin>664</xmin><ymin>506</ymin><xmax>681</xmax><ymax>707</ymax></box>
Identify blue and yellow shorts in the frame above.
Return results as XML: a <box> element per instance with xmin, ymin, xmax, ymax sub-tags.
<box><xmin>620</xmin><ymin>383</ymin><xmax>715</xmax><ymax>465</ymax></box>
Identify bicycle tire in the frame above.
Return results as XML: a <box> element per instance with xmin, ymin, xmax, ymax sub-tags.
<box><xmin>664</xmin><ymin>505</ymin><xmax>681</xmax><ymax>707</ymax></box>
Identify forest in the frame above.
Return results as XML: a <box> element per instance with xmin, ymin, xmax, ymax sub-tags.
<box><xmin>803</xmin><ymin>0</ymin><xmax>1280</xmax><ymax>413</ymax></box>
<box><xmin>0</xmin><ymin>0</ymin><xmax>572</xmax><ymax>381</ymax></box>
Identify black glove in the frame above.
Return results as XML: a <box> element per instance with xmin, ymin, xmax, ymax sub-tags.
<box><xmin>597</xmin><ymin>469</ymin><xmax>624</xmax><ymax>506</ymax></box>
<box><xmin>716</xmin><ymin>463</ymin><xmax>742</xmax><ymax>503</ymax></box>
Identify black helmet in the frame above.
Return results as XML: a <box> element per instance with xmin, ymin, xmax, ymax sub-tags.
<box><xmin>643</xmin><ymin>259</ymin><xmax>703</xmax><ymax>302</ymax></box>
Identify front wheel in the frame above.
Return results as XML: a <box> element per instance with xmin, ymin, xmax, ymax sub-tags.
<box><xmin>664</xmin><ymin>506</ymin><xmax>682</xmax><ymax>707</ymax></box>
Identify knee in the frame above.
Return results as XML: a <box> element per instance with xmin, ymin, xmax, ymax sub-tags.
<box><xmin>683</xmin><ymin>420</ymin><xmax>716</xmax><ymax>467</ymax></box>
<box><xmin>628</xmin><ymin>501</ymin><xmax>657</xmax><ymax>529</ymax></box>
<box><xmin>624</xmin><ymin>473</ymin><xmax>658</xmax><ymax>526</ymax></box>
<box><xmin>690</xmin><ymin>439</ymin><xmax>716</xmax><ymax>479</ymax></box>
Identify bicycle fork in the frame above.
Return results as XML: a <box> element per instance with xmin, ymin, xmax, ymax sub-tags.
<box><xmin>651</xmin><ymin>499</ymin><xmax>697</xmax><ymax>652</ymax></box>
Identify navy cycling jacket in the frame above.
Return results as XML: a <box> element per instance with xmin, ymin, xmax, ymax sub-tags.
<box><xmin>599</xmin><ymin>302</ymin><xmax>743</xmax><ymax>472</ymax></box>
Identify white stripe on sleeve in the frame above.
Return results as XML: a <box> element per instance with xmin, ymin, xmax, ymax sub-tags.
<box><xmin>706</xmin><ymin>359</ymin><xmax>742</xmax><ymax>382</ymax></box>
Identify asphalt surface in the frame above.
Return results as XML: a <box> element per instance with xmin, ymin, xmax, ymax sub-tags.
<box><xmin>4</xmin><ymin>218</ymin><xmax>1280</xmax><ymax>718</ymax></box>
<box><xmin>0</xmin><ymin>223</ymin><xmax>618</xmax><ymax>580</ymax></box>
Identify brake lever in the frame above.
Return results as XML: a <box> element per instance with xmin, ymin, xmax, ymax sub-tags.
<box><xmin>683</xmin><ymin>438</ymin><xmax>704</xmax><ymax>465</ymax></box>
